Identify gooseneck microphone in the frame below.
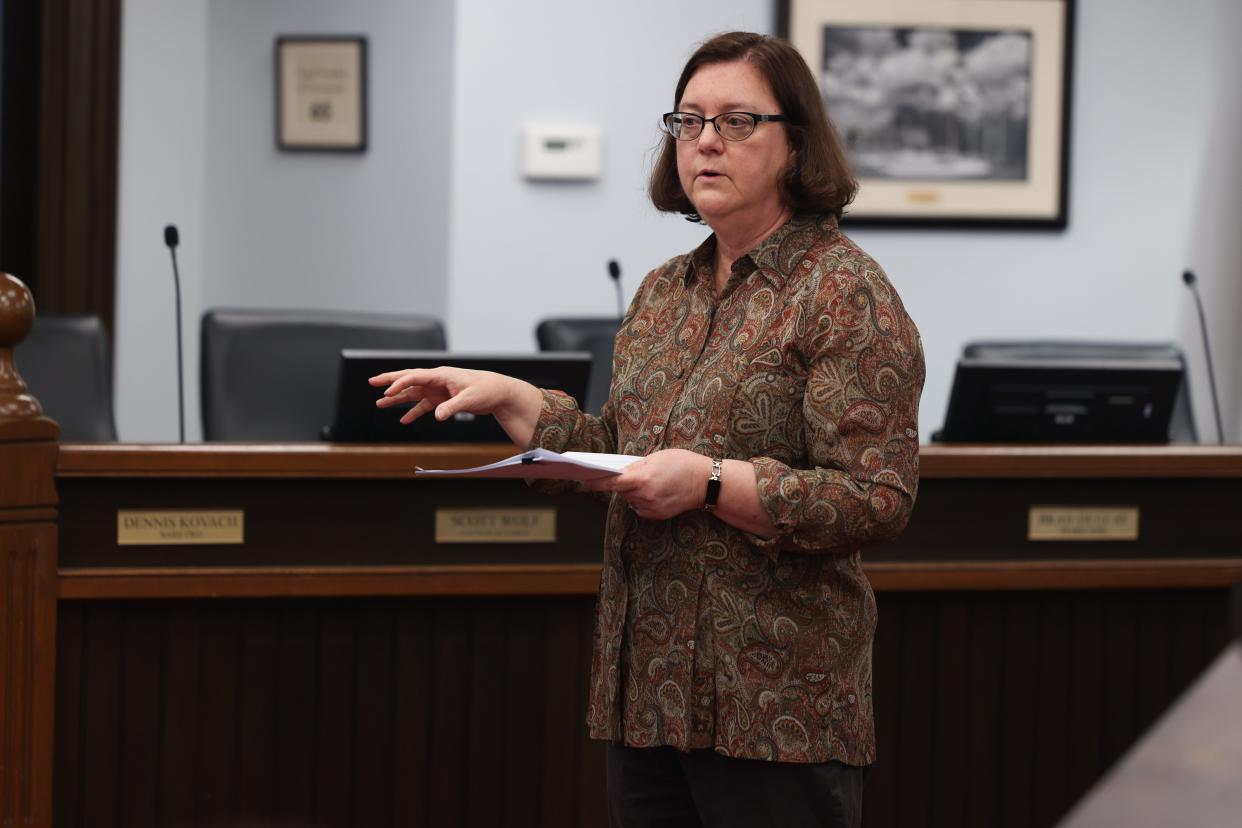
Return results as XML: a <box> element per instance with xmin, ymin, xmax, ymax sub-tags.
<box><xmin>1182</xmin><ymin>270</ymin><xmax>1224</xmax><ymax>444</ymax></box>
<box><xmin>164</xmin><ymin>225</ymin><xmax>186</xmax><ymax>443</ymax></box>
<box><xmin>608</xmin><ymin>259</ymin><xmax>623</xmax><ymax>319</ymax></box>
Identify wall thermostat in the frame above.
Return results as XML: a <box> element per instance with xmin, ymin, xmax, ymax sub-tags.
<box><xmin>522</xmin><ymin>125</ymin><xmax>602</xmax><ymax>180</ymax></box>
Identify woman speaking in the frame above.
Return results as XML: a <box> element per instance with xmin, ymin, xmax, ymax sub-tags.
<box><xmin>371</xmin><ymin>31</ymin><xmax>924</xmax><ymax>828</ymax></box>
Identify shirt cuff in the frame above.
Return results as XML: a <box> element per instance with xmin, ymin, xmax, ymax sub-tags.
<box><xmin>526</xmin><ymin>388</ymin><xmax>583</xmax><ymax>453</ymax></box>
<box><xmin>740</xmin><ymin>456</ymin><xmax>792</xmax><ymax>561</ymax></box>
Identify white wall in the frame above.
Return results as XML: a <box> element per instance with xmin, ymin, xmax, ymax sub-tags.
<box><xmin>1179</xmin><ymin>0</ymin><xmax>1242</xmax><ymax>441</ymax></box>
<box><xmin>115</xmin><ymin>0</ymin><xmax>454</xmax><ymax>441</ymax></box>
<box><xmin>116</xmin><ymin>0</ymin><xmax>1242</xmax><ymax>443</ymax></box>
<box><xmin>203</xmin><ymin>0</ymin><xmax>454</xmax><ymax>318</ymax></box>
<box><xmin>114</xmin><ymin>0</ymin><xmax>209</xmax><ymax>442</ymax></box>
<box><xmin>446</xmin><ymin>0</ymin><xmax>772</xmax><ymax>354</ymax></box>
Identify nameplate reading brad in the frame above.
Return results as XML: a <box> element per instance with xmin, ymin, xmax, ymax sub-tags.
<box><xmin>435</xmin><ymin>508</ymin><xmax>556</xmax><ymax>544</ymax></box>
<box><xmin>1028</xmin><ymin>506</ymin><xmax>1139</xmax><ymax>542</ymax></box>
<box><xmin>117</xmin><ymin>509</ymin><xmax>245</xmax><ymax>545</ymax></box>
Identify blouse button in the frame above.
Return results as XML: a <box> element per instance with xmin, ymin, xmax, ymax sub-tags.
<box><xmin>652</xmin><ymin>425</ymin><xmax>663</xmax><ymax>434</ymax></box>
<box><xmin>687</xmin><ymin>639</ymin><xmax>695</xmax><ymax>650</ymax></box>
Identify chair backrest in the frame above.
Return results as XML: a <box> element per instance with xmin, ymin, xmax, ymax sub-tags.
<box><xmin>201</xmin><ymin>308</ymin><xmax>446</xmax><ymax>441</ymax></box>
<box><xmin>960</xmin><ymin>340</ymin><xmax>1197</xmax><ymax>443</ymax></box>
<box><xmin>15</xmin><ymin>314</ymin><xmax>118</xmax><ymax>441</ymax></box>
<box><xmin>535</xmin><ymin>317</ymin><xmax>620</xmax><ymax>415</ymax></box>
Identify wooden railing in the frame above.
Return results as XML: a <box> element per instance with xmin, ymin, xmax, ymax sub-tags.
<box><xmin>0</xmin><ymin>273</ymin><xmax>59</xmax><ymax>828</ymax></box>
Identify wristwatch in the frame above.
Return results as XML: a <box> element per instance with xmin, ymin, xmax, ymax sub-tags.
<box><xmin>704</xmin><ymin>458</ymin><xmax>723</xmax><ymax>512</ymax></box>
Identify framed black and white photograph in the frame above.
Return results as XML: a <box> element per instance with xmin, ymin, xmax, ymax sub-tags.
<box><xmin>779</xmin><ymin>0</ymin><xmax>1074</xmax><ymax>228</ymax></box>
<box><xmin>276</xmin><ymin>36</ymin><xmax>367</xmax><ymax>152</ymax></box>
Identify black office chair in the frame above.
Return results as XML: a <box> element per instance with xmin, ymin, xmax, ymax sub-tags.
<box><xmin>958</xmin><ymin>340</ymin><xmax>1197</xmax><ymax>443</ymax></box>
<box><xmin>535</xmin><ymin>317</ymin><xmax>620</xmax><ymax>415</ymax></box>
<box><xmin>201</xmin><ymin>308</ymin><xmax>446</xmax><ymax>441</ymax></box>
<box><xmin>15</xmin><ymin>314</ymin><xmax>118</xmax><ymax>441</ymax></box>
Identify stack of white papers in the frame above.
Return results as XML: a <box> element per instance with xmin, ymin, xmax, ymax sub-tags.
<box><xmin>415</xmin><ymin>448</ymin><xmax>641</xmax><ymax>481</ymax></box>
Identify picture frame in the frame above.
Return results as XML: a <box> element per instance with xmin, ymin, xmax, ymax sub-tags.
<box><xmin>778</xmin><ymin>0</ymin><xmax>1074</xmax><ymax>229</ymax></box>
<box><xmin>276</xmin><ymin>35</ymin><xmax>368</xmax><ymax>152</ymax></box>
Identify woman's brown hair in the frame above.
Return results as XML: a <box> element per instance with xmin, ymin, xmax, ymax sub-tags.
<box><xmin>649</xmin><ymin>31</ymin><xmax>858</xmax><ymax>221</ymax></box>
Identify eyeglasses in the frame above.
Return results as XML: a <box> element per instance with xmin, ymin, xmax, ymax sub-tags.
<box><xmin>661</xmin><ymin>111</ymin><xmax>788</xmax><ymax>142</ymax></box>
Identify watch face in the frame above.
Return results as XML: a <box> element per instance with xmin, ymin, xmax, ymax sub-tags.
<box><xmin>705</xmin><ymin>477</ymin><xmax>721</xmax><ymax>509</ymax></box>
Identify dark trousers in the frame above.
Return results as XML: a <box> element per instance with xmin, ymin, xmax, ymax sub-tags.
<box><xmin>606</xmin><ymin>744</ymin><xmax>869</xmax><ymax>828</ymax></box>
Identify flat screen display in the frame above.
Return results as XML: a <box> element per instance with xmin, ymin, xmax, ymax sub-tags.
<box><xmin>937</xmin><ymin>354</ymin><xmax>1185</xmax><ymax>443</ymax></box>
<box><xmin>325</xmin><ymin>350</ymin><xmax>591</xmax><ymax>442</ymax></box>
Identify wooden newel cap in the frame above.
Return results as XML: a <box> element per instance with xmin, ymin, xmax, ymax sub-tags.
<box><xmin>0</xmin><ymin>272</ymin><xmax>35</xmax><ymax>347</ymax></box>
<box><xmin>0</xmin><ymin>272</ymin><xmax>57</xmax><ymax>436</ymax></box>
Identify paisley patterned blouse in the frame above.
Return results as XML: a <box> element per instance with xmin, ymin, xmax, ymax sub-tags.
<box><xmin>529</xmin><ymin>214</ymin><xmax>924</xmax><ymax>765</ymax></box>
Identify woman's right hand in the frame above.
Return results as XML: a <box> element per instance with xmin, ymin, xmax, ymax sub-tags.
<box><xmin>368</xmin><ymin>367</ymin><xmax>544</xmax><ymax>446</ymax></box>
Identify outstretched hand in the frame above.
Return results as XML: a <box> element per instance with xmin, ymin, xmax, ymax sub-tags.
<box><xmin>368</xmin><ymin>366</ymin><xmax>543</xmax><ymax>446</ymax></box>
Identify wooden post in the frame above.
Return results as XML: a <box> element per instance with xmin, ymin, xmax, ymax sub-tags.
<box><xmin>0</xmin><ymin>273</ymin><xmax>59</xmax><ymax>827</ymax></box>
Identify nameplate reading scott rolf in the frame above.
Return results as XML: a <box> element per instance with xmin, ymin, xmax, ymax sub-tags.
<box><xmin>1028</xmin><ymin>506</ymin><xmax>1139</xmax><ymax>542</ymax></box>
<box><xmin>117</xmin><ymin>509</ymin><xmax>245</xmax><ymax>545</ymax></box>
<box><xmin>905</xmin><ymin>189</ymin><xmax>942</xmax><ymax>205</ymax></box>
<box><xmin>435</xmin><ymin>508</ymin><xmax>556</xmax><ymax>544</ymax></box>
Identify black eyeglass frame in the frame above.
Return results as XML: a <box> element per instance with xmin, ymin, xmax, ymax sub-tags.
<box><xmin>661</xmin><ymin>111</ymin><xmax>788</xmax><ymax>142</ymax></box>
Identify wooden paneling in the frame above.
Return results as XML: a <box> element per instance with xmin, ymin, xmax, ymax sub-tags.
<box><xmin>56</xmin><ymin>442</ymin><xmax>516</xmax><ymax>479</ymax></box>
<box><xmin>54</xmin><ymin>597</ymin><xmax>607</xmax><ymax>828</ymax></box>
<box><xmin>54</xmin><ymin>447</ymin><xmax>1242</xmax><ymax>575</ymax></box>
<box><xmin>1</xmin><ymin>522</ymin><xmax>58</xmax><ymax>825</ymax></box>
<box><xmin>919</xmin><ymin>445</ymin><xmax>1242</xmax><ymax>478</ymax></box>
<box><xmin>45</xmin><ymin>442</ymin><xmax>1242</xmax><ymax>827</ymax></box>
<box><xmin>0</xmin><ymin>1</ymin><xmax>122</xmax><ymax>328</ymax></box>
<box><xmin>878</xmin><ymin>476</ymin><xmax>1242</xmax><ymax>563</ymax></box>
<box><xmin>55</xmin><ymin>476</ymin><xmax>608</xmax><ymax>570</ymax></box>
<box><xmin>1</xmin><ymin>1</ymin><xmax>42</xmax><ymax>283</ymax></box>
<box><xmin>50</xmin><ymin>589</ymin><xmax>1232</xmax><ymax>828</ymax></box>
<box><xmin>33</xmin><ymin>0</ymin><xmax>122</xmax><ymax>329</ymax></box>
<box><xmin>862</xmin><ymin>589</ymin><xmax>1231</xmax><ymax>828</ymax></box>
<box><xmin>56</xmin><ymin>564</ymin><xmax>606</xmax><ymax>600</ymax></box>
<box><xmin>56</xmin><ymin>442</ymin><xmax>1242</xmax><ymax>480</ymax></box>
<box><xmin>55</xmin><ymin>559</ymin><xmax>1242</xmax><ymax>601</ymax></box>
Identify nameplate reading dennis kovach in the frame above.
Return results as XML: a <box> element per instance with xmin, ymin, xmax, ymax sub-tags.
<box><xmin>1028</xmin><ymin>506</ymin><xmax>1139</xmax><ymax>542</ymax></box>
<box><xmin>117</xmin><ymin>509</ymin><xmax>244</xmax><ymax>546</ymax></box>
<box><xmin>435</xmin><ymin>508</ymin><xmax>556</xmax><ymax>544</ymax></box>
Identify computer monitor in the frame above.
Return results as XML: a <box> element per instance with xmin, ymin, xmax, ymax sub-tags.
<box><xmin>936</xmin><ymin>342</ymin><xmax>1189</xmax><ymax>443</ymax></box>
<box><xmin>325</xmin><ymin>350</ymin><xmax>592</xmax><ymax>442</ymax></box>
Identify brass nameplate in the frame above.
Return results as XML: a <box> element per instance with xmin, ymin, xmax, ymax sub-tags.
<box><xmin>117</xmin><ymin>509</ymin><xmax>245</xmax><ymax>546</ymax></box>
<box><xmin>435</xmin><ymin>508</ymin><xmax>556</xmax><ymax>544</ymax></box>
<box><xmin>1028</xmin><ymin>506</ymin><xmax>1139</xmax><ymax>541</ymax></box>
<box><xmin>906</xmin><ymin>190</ymin><xmax>942</xmax><ymax>205</ymax></box>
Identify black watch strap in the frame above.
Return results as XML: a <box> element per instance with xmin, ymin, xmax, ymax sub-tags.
<box><xmin>704</xmin><ymin>458</ymin><xmax>723</xmax><ymax>512</ymax></box>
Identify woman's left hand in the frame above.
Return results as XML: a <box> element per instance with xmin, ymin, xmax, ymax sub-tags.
<box><xmin>586</xmin><ymin>449</ymin><xmax>711</xmax><ymax>520</ymax></box>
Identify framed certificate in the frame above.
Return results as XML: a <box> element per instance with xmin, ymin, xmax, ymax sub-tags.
<box><xmin>276</xmin><ymin>35</ymin><xmax>367</xmax><ymax>152</ymax></box>
<box><xmin>779</xmin><ymin>0</ymin><xmax>1074</xmax><ymax>228</ymax></box>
